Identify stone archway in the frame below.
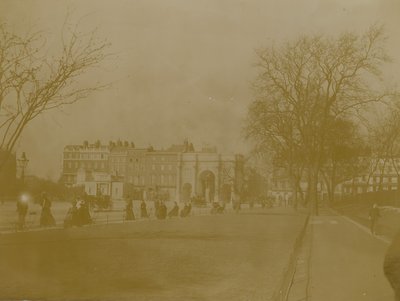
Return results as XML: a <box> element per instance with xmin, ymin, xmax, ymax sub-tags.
<box><xmin>197</xmin><ymin>170</ymin><xmax>215</xmax><ymax>203</ymax></box>
<box><xmin>182</xmin><ymin>183</ymin><xmax>192</xmax><ymax>202</ymax></box>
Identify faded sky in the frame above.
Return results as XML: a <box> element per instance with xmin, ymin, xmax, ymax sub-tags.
<box><xmin>1</xmin><ymin>0</ymin><xmax>400</xmax><ymax>180</ymax></box>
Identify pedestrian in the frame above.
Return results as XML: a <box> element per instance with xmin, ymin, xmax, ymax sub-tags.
<box><xmin>125</xmin><ymin>197</ymin><xmax>135</xmax><ymax>221</ymax></box>
<box><xmin>140</xmin><ymin>199</ymin><xmax>149</xmax><ymax>218</ymax></box>
<box><xmin>384</xmin><ymin>230</ymin><xmax>400</xmax><ymax>301</ymax></box>
<box><xmin>232</xmin><ymin>192</ymin><xmax>241</xmax><ymax>213</ymax></box>
<box><xmin>157</xmin><ymin>201</ymin><xmax>167</xmax><ymax>220</ymax></box>
<box><xmin>180</xmin><ymin>202</ymin><xmax>189</xmax><ymax>217</ymax></box>
<box><xmin>64</xmin><ymin>200</ymin><xmax>79</xmax><ymax>228</ymax></box>
<box><xmin>369</xmin><ymin>203</ymin><xmax>381</xmax><ymax>235</ymax></box>
<box><xmin>39</xmin><ymin>192</ymin><xmax>56</xmax><ymax>227</ymax></box>
<box><xmin>168</xmin><ymin>201</ymin><xmax>179</xmax><ymax>218</ymax></box>
<box><xmin>16</xmin><ymin>194</ymin><xmax>29</xmax><ymax>230</ymax></box>
<box><xmin>78</xmin><ymin>198</ymin><xmax>92</xmax><ymax>226</ymax></box>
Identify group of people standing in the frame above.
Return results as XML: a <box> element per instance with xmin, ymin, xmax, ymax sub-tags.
<box><xmin>63</xmin><ymin>197</ymin><xmax>92</xmax><ymax>228</ymax></box>
<box><xmin>16</xmin><ymin>192</ymin><xmax>55</xmax><ymax>230</ymax></box>
<box><xmin>124</xmin><ymin>198</ymin><xmax>192</xmax><ymax>221</ymax></box>
<box><xmin>16</xmin><ymin>194</ymin><xmax>197</xmax><ymax>231</ymax></box>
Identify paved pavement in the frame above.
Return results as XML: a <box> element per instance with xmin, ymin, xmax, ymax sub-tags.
<box><xmin>306</xmin><ymin>208</ymin><xmax>394</xmax><ymax>301</ymax></box>
<box><xmin>0</xmin><ymin>207</ymin><xmax>306</xmax><ymax>301</ymax></box>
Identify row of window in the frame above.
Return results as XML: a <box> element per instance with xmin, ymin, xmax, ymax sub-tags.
<box><xmin>64</xmin><ymin>175</ymin><xmax>76</xmax><ymax>183</ymax></box>
<box><xmin>109</xmin><ymin>155</ymin><xmax>177</xmax><ymax>163</ymax></box>
<box><xmin>355</xmin><ymin>176</ymin><xmax>398</xmax><ymax>184</ymax></box>
<box><xmin>128</xmin><ymin>174</ymin><xmax>176</xmax><ymax>186</ymax></box>
<box><xmin>344</xmin><ymin>185</ymin><xmax>398</xmax><ymax>194</ymax></box>
<box><xmin>110</xmin><ymin>163</ymin><xmax>177</xmax><ymax>172</ymax></box>
<box><xmin>64</xmin><ymin>153</ymin><xmax>106</xmax><ymax>160</ymax></box>
<box><xmin>65</xmin><ymin>162</ymin><xmax>107</xmax><ymax>169</ymax></box>
<box><xmin>149</xmin><ymin>156</ymin><xmax>177</xmax><ymax>162</ymax></box>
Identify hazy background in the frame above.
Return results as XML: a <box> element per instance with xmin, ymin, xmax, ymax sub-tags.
<box><xmin>0</xmin><ymin>0</ymin><xmax>399</xmax><ymax>180</ymax></box>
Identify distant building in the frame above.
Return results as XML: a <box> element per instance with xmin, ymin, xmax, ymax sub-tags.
<box><xmin>60</xmin><ymin>139</ymin><xmax>244</xmax><ymax>202</ymax></box>
<box><xmin>268</xmin><ymin>166</ymin><xmax>326</xmax><ymax>202</ymax></box>
<box><xmin>178</xmin><ymin>152</ymin><xmax>244</xmax><ymax>203</ymax></box>
<box><xmin>268</xmin><ymin>157</ymin><xmax>400</xmax><ymax>202</ymax></box>
<box><xmin>76</xmin><ymin>170</ymin><xmax>124</xmax><ymax>200</ymax></box>
<box><xmin>61</xmin><ymin>140</ymin><xmax>110</xmax><ymax>186</ymax></box>
<box><xmin>341</xmin><ymin>158</ymin><xmax>400</xmax><ymax>195</ymax></box>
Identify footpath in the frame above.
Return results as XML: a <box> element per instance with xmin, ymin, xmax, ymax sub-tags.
<box><xmin>286</xmin><ymin>208</ymin><xmax>395</xmax><ymax>301</ymax></box>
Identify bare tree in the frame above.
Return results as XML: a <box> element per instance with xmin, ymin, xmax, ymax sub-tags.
<box><xmin>0</xmin><ymin>20</ymin><xmax>110</xmax><ymax>167</ymax></box>
<box><xmin>319</xmin><ymin>118</ymin><xmax>369</xmax><ymax>203</ymax></box>
<box><xmin>246</xmin><ymin>25</ymin><xmax>395</xmax><ymax>214</ymax></box>
<box><xmin>246</xmin><ymin>95</ymin><xmax>305</xmax><ymax>209</ymax></box>
<box><xmin>366</xmin><ymin>102</ymin><xmax>400</xmax><ymax>191</ymax></box>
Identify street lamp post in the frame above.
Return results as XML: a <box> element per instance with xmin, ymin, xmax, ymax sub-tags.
<box><xmin>17</xmin><ymin>152</ymin><xmax>29</xmax><ymax>186</ymax></box>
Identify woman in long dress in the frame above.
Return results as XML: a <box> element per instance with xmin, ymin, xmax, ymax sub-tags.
<box><xmin>125</xmin><ymin>198</ymin><xmax>135</xmax><ymax>221</ymax></box>
<box><xmin>40</xmin><ymin>192</ymin><xmax>56</xmax><ymax>227</ymax></box>
<box><xmin>140</xmin><ymin>200</ymin><xmax>149</xmax><ymax>218</ymax></box>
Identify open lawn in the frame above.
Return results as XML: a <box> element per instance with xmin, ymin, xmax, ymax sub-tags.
<box><xmin>0</xmin><ymin>208</ymin><xmax>306</xmax><ymax>301</ymax></box>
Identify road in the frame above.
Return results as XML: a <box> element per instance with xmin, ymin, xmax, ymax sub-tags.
<box><xmin>307</xmin><ymin>209</ymin><xmax>394</xmax><ymax>301</ymax></box>
<box><xmin>0</xmin><ymin>207</ymin><xmax>306</xmax><ymax>301</ymax></box>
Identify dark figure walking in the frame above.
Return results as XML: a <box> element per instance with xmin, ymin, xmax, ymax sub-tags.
<box><xmin>140</xmin><ymin>200</ymin><xmax>149</xmax><ymax>218</ymax></box>
<box><xmin>78</xmin><ymin>199</ymin><xmax>92</xmax><ymax>226</ymax></box>
<box><xmin>180</xmin><ymin>202</ymin><xmax>191</xmax><ymax>217</ymax></box>
<box><xmin>40</xmin><ymin>192</ymin><xmax>56</xmax><ymax>227</ymax></box>
<box><xmin>64</xmin><ymin>200</ymin><xmax>79</xmax><ymax>228</ymax></box>
<box><xmin>157</xmin><ymin>201</ymin><xmax>167</xmax><ymax>220</ymax></box>
<box><xmin>369</xmin><ymin>203</ymin><xmax>380</xmax><ymax>235</ymax></box>
<box><xmin>168</xmin><ymin>201</ymin><xmax>179</xmax><ymax>218</ymax></box>
<box><xmin>125</xmin><ymin>198</ymin><xmax>135</xmax><ymax>221</ymax></box>
<box><xmin>16</xmin><ymin>196</ymin><xmax>29</xmax><ymax>230</ymax></box>
<box><xmin>384</xmin><ymin>230</ymin><xmax>400</xmax><ymax>301</ymax></box>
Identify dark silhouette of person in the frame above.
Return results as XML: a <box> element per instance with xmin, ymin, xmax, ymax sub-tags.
<box><xmin>16</xmin><ymin>195</ymin><xmax>29</xmax><ymax>230</ymax></box>
<box><xmin>157</xmin><ymin>201</ymin><xmax>167</xmax><ymax>219</ymax></box>
<box><xmin>384</xmin><ymin>229</ymin><xmax>400</xmax><ymax>300</ymax></box>
<box><xmin>40</xmin><ymin>192</ymin><xmax>56</xmax><ymax>227</ymax></box>
<box><xmin>168</xmin><ymin>201</ymin><xmax>179</xmax><ymax>218</ymax></box>
<box><xmin>180</xmin><ymin>202</ymin><xmax>192</xmax><ymax>217</ymax></box>
<box><xmin>125</xmin><ymin>198</ymin><xmax>135</xmax><ymax>221</ymax></box>
<box><xmin>369</xmin><ymin>203</ymin><xmax>381</xmax><ymax>235</ymax></box>
<box><xmin>64</xmin><ymin>200</ymin><xmax>79</xmax><ymax>228</ymax></box>
<box><xmin>140</xmin><ymin>200</ymin><xmax>149</xmax><ymax>218</ymax></box>
<box><xmin>78</xmin><ymin>199</ymin><xmax>92</xmax><ymax>226</ymax></box>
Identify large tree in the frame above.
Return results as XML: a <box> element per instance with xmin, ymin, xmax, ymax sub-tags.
<box><xmin>0</xmin><ymin>20</ymin><xmax>110</xmax><ymax>168</ymax></box>
<box><xmin>366</xmin><ymin>101</ymin><xmax>400</xmax><ymax>189</ymax></box>
<box><xmin>246</xmin><ymin>25</ymin><xmax>394</xmax><ymax>214</ymax></box>
<box><xmin>319</xmin><ymin>117</ymin><xmax>369</xmax><ymax>204</ymax></box>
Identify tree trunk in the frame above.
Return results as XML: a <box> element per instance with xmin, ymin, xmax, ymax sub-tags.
<box><xmin>292</xmin><ymin>177</ymin><xmax>298</xmax><ymax>210</ymax></box>
<box><xmin>308</xmin><ymin>167</ymin><xmax>319</xmax><ymax>215</ymax></box>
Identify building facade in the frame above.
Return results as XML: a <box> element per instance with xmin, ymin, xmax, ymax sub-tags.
<box><xmin>61</xmin><ymin>140</ymin><xmax>244</xmax><ymax>202</ymax></box>
<box><xmin>61</xmin><ymin>140</ymin><xmax>109</xmax><ymax>186</ymax></box>
<box><xmin>341</xmin><ymin>158</ymin><xmax>400</xmax><ymax>195</ymax></box>
<box><xmin>178</xmin><ymin>152</ymin><xmax>244</xmax><ymax>203</ymax></box>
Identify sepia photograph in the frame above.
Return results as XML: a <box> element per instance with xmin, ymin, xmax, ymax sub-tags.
<box><xmin>1</xmin><ymin>0</ymin><xmax>400</xmax><ymax>300</ymax></box>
